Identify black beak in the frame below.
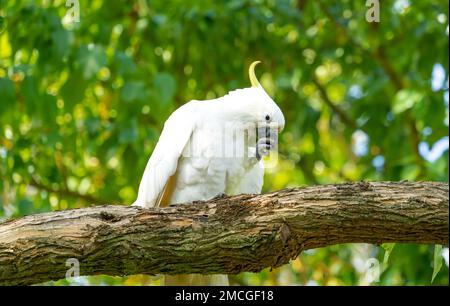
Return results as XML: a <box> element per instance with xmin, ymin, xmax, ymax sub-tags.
<box><xmin>255</xmin><ymin>125</ymin><xmax>278</xmax><ymax>160</ymax></box>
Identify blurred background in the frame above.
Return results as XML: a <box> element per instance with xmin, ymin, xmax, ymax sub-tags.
<box><xmin>0</xmin><ymin>0</ymin><xmax>448</xmax><ymax>285</ymax></box>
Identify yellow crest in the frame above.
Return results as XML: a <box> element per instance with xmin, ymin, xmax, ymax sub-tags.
<box><xmin>249</xmin><ymin>61</ymin><xmax>261</xmax><ymax>87</ymax></box>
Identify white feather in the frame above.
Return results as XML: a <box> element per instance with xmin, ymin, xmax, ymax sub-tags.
<box><xmin>132</xmin><ymin>101</ymin><xmax>198</xmax><ymax>207</ymax></box>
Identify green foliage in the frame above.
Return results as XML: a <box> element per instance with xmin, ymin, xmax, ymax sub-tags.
<box><xmin>0</xmin><ymin>0</ymin><xmax>448</xmax><ymax>285</ymax></box>
<box><xmin>382</xmin><ymin>243</ymin><xmax>396</xmax><ymax>265</ymax></box>
<box><xmin>432</xmin><ymin>245</ymin><xmax>443</xmax><ymax>283</ymax></box>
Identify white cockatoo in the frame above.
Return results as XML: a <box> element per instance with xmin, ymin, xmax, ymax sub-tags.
<box><xmin>132</xmin><ymin>61</ymin><xmax>285</xmax><ymax>285</ymax></box>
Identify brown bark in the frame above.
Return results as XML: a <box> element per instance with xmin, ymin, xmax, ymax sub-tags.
<box><xmin>0</xmin><ymin>181</ymin><xmax>448</xmax><ymax>286</ymax></box>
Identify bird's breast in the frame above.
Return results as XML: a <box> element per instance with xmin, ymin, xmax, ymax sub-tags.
<box><xmin>169</xmin><ymin>126</ymin><xmax>256</xmax><ymax>204</ymax></box>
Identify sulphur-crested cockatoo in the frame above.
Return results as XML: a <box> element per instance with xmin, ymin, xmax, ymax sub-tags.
<box><xmin>132</xmin><ymin>61</ymin><xmax>285</xmax><ymax>285</ymax></box>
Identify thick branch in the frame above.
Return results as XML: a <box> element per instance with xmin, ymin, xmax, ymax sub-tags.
<box><xmin>0</xmin><ymin>181</ymin><xmax>448</xmax><ymax>286</ymax></box>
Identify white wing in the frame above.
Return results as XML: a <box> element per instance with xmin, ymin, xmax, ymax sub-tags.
<box><xmin>132</xmin><ymin>102</ymin><xmax>198</xmax><ymax>208</ymax></box>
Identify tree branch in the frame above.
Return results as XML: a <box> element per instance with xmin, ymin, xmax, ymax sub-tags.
<box><xmin>0</xmin><ymin>181</ymin><xmax>448</xmax><ymax>286</ymax></box>
<box><xmin>29</xmin><ymin>178</ymin><xmax>107</xmax><ymax>206</ymax></box>
<box><xmin>316</xmin><ymin>3</ymin><xmax>426</xmax><ymax>176</ymax></box>
<box><xmin>312</xmin><ymin>77</ymin><xmax>358</xmax><ymax>129</ymax></box>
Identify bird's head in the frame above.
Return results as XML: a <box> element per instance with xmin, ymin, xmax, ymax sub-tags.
<box><xmin>222</xmin><ymin>61</ymin><xmax>285</xmax><ymax>132</ymax></box>
<box><xmin>246</xmin><ymin>61</ymin><xmax>285</xmax><ymax>133</ymax></box>
<box><xmin>220</xmin><ymin>61</ymin><xmax>285</xmax><ymax>159</ymax></box>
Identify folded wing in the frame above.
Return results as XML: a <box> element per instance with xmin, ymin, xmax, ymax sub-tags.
<box><xmin>132</xmin><ymin>103</ymin><xmax>197</xmax><ymax>208</ymax></box>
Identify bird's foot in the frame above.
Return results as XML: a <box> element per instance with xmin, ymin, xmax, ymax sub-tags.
<box><xmin>256</xmin><ymin>137</ymin><xmax>275</xmax><ymax>159</ymax></box>
<box><xmin>212</xmin><ymin>193</ymin><xmax>227</xmax><ymax>200</ymax></box>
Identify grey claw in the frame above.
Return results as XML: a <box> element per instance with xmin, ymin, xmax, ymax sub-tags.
<box><xmin>213</xmin><ymin>193</ymin><xmax>227</xmax><ymax>200</ymax></box>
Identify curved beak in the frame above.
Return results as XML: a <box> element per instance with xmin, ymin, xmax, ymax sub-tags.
<box><xmin>255</xmin><ymin>123</ymin><xmax>279</xmax><ymax>160</ymax></box>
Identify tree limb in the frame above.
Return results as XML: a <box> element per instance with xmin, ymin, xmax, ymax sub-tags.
<box><xmin>312</xmin><ymin>77</ymin><xmax>357</xmax><ymax>129</ymax></box>
<box><xmin>0</xmin><ymin>181</ymin><xmax>448</xmax><ymax>286</ymax></box>
<box><xmin>316</xmin><ymin>2</ymin><xmax>426</xmax><ymax>177</ymax></box>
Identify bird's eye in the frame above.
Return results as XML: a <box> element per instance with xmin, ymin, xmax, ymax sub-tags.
<box><xmin>265</xmin><ymin>114</ymin><xmax>270</xmax><ymax>121</ymax></box>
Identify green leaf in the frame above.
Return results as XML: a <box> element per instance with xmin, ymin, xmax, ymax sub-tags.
<box><xmin>400</xmin><ymin>164</ymin><xmax>421</xmax><ymax>180</ymax></box>
<box><xmin>119</xmin><ymin>120</ymin><xmax>138</xmax><ymax>144</ymax></box>
<box><xmin>17</xmin><ymin>198</ymin><xmax>34</xmax><ymax>216</ymax></box>
<box><xmin>0</xmin><ymin>77</ymin><xmax>15</xmax><ymax>110</ymax></box>
<box><xmin>76</xmin><ymin>45</ymin><xmax>107</xmax><ymax>79</ymax></box>
<box><xmin>392</xmin><ymin>89</ymin><xmax>423</xmax><ymax>114</ymax></box>
<box><xmin>114</xmin><ymin>51</ymin><xmax>137</xmax><ymax>76</ymax></box>
<box><xmin>0</xmin><ymin>15</ymin><xmax>6</xmax><ymax>33</ymax></box>
<box><xmin>382</xmin><ymin>243</ymin><xmax>396</xmax><ymax>265</ymax></box>
<box><xmin>51</xmin><ymin>29</ymin><xmax>72</xmax><ymax>58</ymax></box>
<box><xmin>154</xmin><ymin>72</ymin><xmax>176</xmax><ymax>105</ymax></box>
<box><xmin>0</xmin><ymin>197</ymin><xmax>4</xmax><ymax>217</ymax></box>
<box><xmin>432</xmin><ymin>244</ymin><xmax>443</xmax><ymax>283</ymax></box>
<box><xmin>60</xmin><ymin>71</ymin><xmax>87</xmax><ymax>110</ymax></box>
<box><xmin>39</xmin><ymin>94</ymin><xmax>57</xmax><ymax>127</ymax></box>
<box><xmin>85</xmin><ymin>117</ymin><xmax>101</xmax><ymax>136</ymax></box>
<box><xmin>22</xmin><ymin>76</ymin><xmax>40</xmax><ymax>114</ymax></box>
<box><xmin>121</xmin><ymin>81</ymin><xmax>148</xmax><ymax>103</ymax></box>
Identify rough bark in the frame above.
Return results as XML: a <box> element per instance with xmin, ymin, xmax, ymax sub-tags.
<box><xmin>0</xmin><ymin>181</ymin><xmax>448</xmax><ymax>286</ymax></box>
